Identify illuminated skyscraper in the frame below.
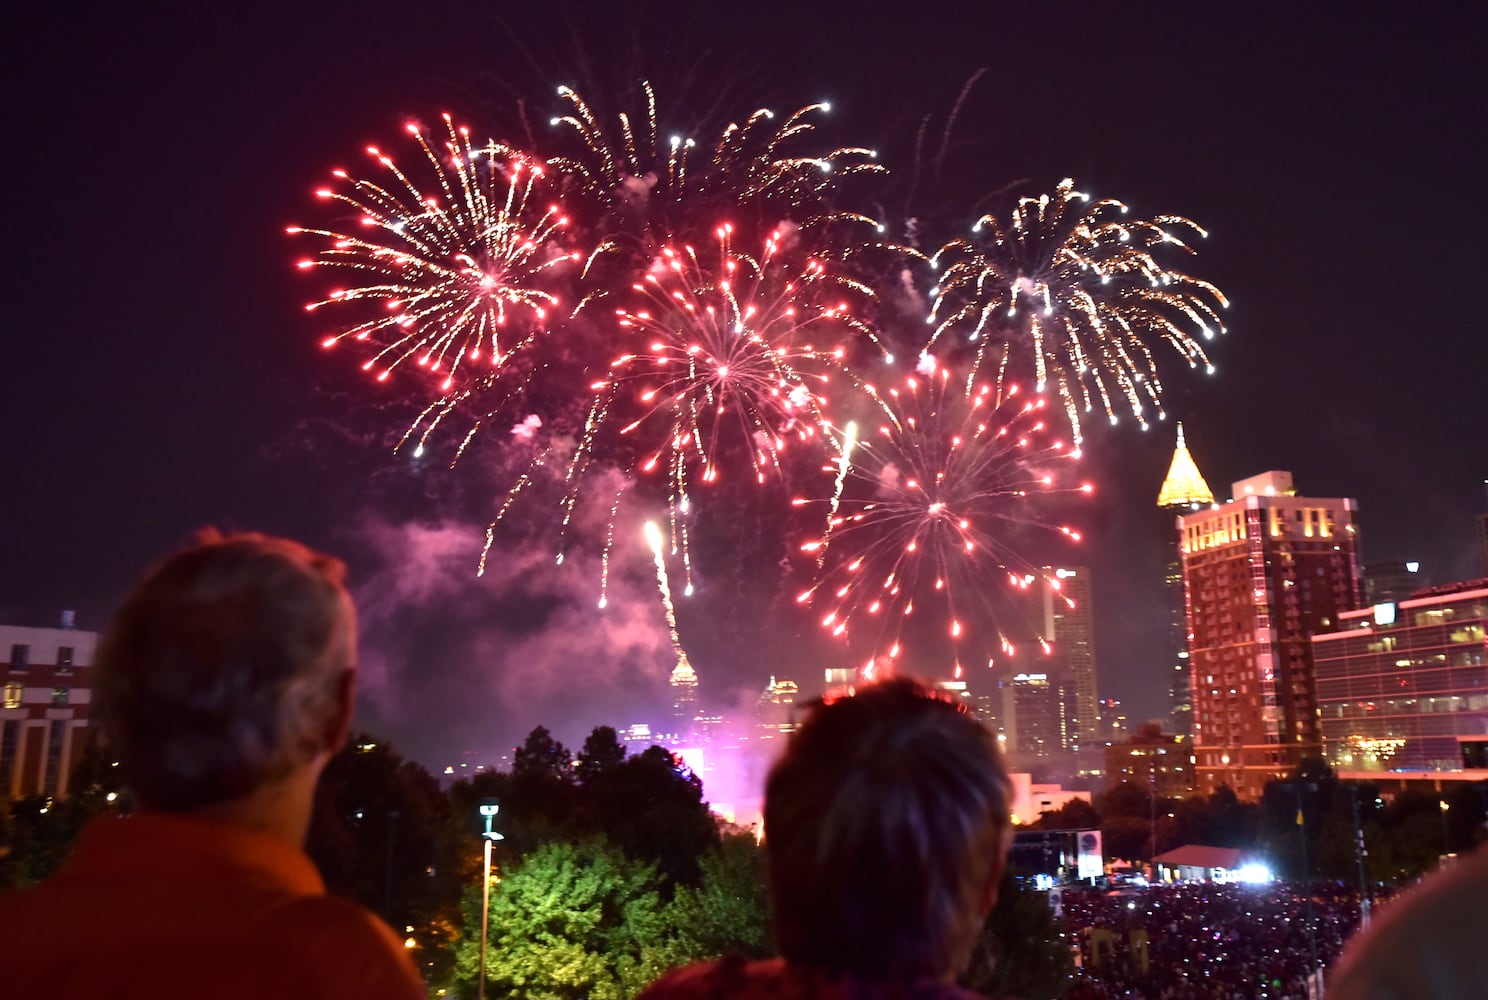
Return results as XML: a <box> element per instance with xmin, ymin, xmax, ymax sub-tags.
<box><xmin>1010</xmin><ymin>567</ymin><xmax>1099</xmax><ymax>747</ymax></box>
<box><xmin>1157</xmin><ymin>423</ymin><xmax>1215</xmax><ymax>737</ymax></box>
<box><xmin>1001</xmin><ymin>671</ymin><xmax>1066</xmax><ymax>757</ymax></box>
<box><xmin>668</xmin><ymin>652</ymin><xmax>699</xmax><ymax>738</ymax></box>
<box><xmin>756</xmin><ymin>675</ymin><xmax>800</xmax><ymax>738</ymax></box>
<box><xmin>1179</xmin><ymin>471</ymin><xmax>1361</xmax><ymax>799</ymax></box>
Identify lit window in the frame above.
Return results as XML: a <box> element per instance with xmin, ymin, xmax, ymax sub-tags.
<box><xmin>51</xmin><ymin>688</ymin><xmax>69</xmax><ymax>707</ymax></box>
<box><xmin>3</xmin><ymin>682</ymin><xmax>22</xmax><ymax>709</ymax></box>
<box><xmin>58</xmin><ymin>646</ymin><xmax>74</xmax><ymax>670</ymax></box>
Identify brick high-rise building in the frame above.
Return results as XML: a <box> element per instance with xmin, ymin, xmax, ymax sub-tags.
<box><xmin>1178</xmin><ymin>471</ymin><xmax>1361</xmax><ymax>799</ymax></box>
<box><xmin>1157</xmin><ymin>423</ymin><xmax>1215</xmax><ymax>737</ymax></box>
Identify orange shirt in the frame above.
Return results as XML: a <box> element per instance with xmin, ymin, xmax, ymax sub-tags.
<box><xmin>0</xmin><ymin>811</ymin><xmax>427</xmax><ymax>1000</ymax></box>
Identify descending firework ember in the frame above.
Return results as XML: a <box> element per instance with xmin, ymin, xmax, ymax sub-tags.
<box><xmin>291</xmin><ymin>114</ymin><xmax>583</xmax><ymax>393</ymax></box>
<box><xmin>547</xmin><ymin>82</ymin><xmax>886</xmax><ymax>243</ymax></box>
<box><xmin>795</xmin><ymin>363</ymin><xmax>1090</xmax><ymax>677</ymax></box>
<box><xmin>927</xmin><ymin>178</ymin><xmax>1228</xmax><ymax>443</ymax></box>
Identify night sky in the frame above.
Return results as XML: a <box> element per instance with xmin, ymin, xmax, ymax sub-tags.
<box><xmin>7</xmin><ymin>3</ymin><xmax>1484</xmax><ymax>768</ymax></box>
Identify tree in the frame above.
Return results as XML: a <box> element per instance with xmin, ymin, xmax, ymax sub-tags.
<box><xmin>582</xmin><ymin>745</ymin><xmax>719</xmax><ymax>889</ymax></box>
<box><xmin>1</xmin><ymin>736</ymin><xmax>124</xmax><ymax>889</ymax></box>
<box><xmin>1101</xmin><ymin>816</ymin><xmax>1154</xmax><ymax>862</ymax></box>
<box><xmin>577</xmin><ymin>726</ymin><xmax>627</xmax><ymax>786</ymax></box>
<box><xmin>960</xmin><ymin>871</ymin><xmax>1073</xmax><ymax>999</ymax></box>
<box><xmin>1095</xmin><ymin>781</ymin><xmax>1151</xmax><ymax>821</ymax></box>
<box><xmin>450</xmin><ymin>839</ymin><xmax>673</xmax><ymax>1000</ymax></box>
<box><xmin>306</xmin><ymin>736</ymin><xmax>474</xmax><ymax>985</ymax></box>
<box><xmin>513</xmin><ymin>725</ymin><xmax>575</xmax><ymax>784</ymax></box>
<box><xmin>450</xmin><ymin>727</ymin><xmax>582</xmax><ymax>856</ymax></box>
<box><xmin>661</xmin><ymin>831</ymin><xmax>772</xmax><ymax>962</ymax></box>
<box><xmin>1039</xmin><ymin>798</ymin><xmax>1100</xmax><ymax>831</ymax></box>
<box><xmin>1170</xmin><ymin>785</ymin><xmax>1259</xmax><ymax>849</ymax></box>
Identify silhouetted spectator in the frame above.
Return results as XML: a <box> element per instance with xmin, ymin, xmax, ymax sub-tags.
<box><xmin>0</xmin><ymin>531</ymin><xmax>425</xmax><ymax>999</ymax></box>
<box><xmin>1329</xmin><ymin>844</ymin><xmax>1488</xmax><ymax>999</ymax></box>
<box><xmin>638</xmin><ymin>676</ymin><xmax>1013</xmax><ymax>999</ymax></box>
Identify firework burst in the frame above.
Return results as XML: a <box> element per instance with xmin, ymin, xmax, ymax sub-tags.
<box><xmin>547</xmin><ymin>82</ymin><xmax>887</xmax><ymax>246</ymax></box>
<box><xmin>292</xmin><ymin>114</ymin><xmax>584</xmax><ymax>393</ymax></box>
<box><xmin>604</xmin><ymin>222</ymin><xmax>877</xmax><ymax>486</ymax></box>
<box><xmin>927</xmin><ymin>178</ymin><xmax>1228</xmax><ymax>442</ymax></box>
<box><xmin>795</xmin><ymin>363</ymin><xmax>1089</xmax><ymax>677</ymax></box>
<box><xmin>481</xmin><ymin>223</ymin><xmax>879</xmax><ymax>602</ymax></box>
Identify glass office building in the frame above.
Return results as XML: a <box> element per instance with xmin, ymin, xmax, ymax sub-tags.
<box><xmin>1313</xmin><ymin>581</ymin><xmax>1488</xmax><ymax>772</ymax></box>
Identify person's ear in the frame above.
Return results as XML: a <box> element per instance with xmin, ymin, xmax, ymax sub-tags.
<box><xmin>323</xmin><ymin>668</ymin><xmax>355</xmax><ymax>753</ymax></box>
<box><xmin>979</xmin><ymin>825</ymin><xmax>1014</xmax><ymax>915</ymax></box>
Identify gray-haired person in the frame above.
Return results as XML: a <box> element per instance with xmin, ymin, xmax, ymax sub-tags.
<box><xmin>0</xmin><ymin>531</ymin><xmax>425</xmax><ymax>999</ymax></box>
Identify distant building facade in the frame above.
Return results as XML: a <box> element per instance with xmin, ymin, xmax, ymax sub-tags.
<box><xmin>1157</xmin><ymin>423</ymin><xmax>1215</xmax><ymax>738</ymax></box>
<box><xmin>1000</xmin><ymin>671</ymin><xmax>1074</xmax><ymax>757</ymax></box>
<box><xmin>1362</xmin><ymin>560</ymin><xmax>1426</xmax><ymax>606</ymax></box>
<box><xmin>1098</xmin><ymin>697</ymin><xmax>1128</xmax><ymax>744</ymax></box>
<box><xmin>2</xmin><ymin>617</ymin><xmax>97</xmax><ymax>799</ymax></box>
<box><xmin>1169</xmin><ymin>664</ymin><xmax>1193</xmax><ymax>739</ymax></box>
<box><xmin>1313</xmin><ymin>580</ymin><xmax>1488</xmax><ymax>773</ymax></box>
<box><xmin>1179</xmin><ymin>471</ymin><xmax>1361</xmax><ymax>800</ymax></box>
<box><xmin>1104</xmin><ymin>723</ymin><xmax>1195</xmax><ymax>798</ymax></box>
<box><xmin>1012</xmin><ymin>567</ymin><xmax>1100</xmax><ymax>747</ymax></box>
<box><xmin>755</xmin><ymin>675</ymin><xmax>800</xmax><ymax>739</ymax></box>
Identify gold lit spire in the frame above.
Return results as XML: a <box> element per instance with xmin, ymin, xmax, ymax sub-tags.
<box><xmin>670</xmin><ymin>653</ymin><xmax>698</xmax><ymax>687</ymax></box>
<box><xmin>1156</xmin><ymin>423</ymin><xmax>1215</xmax><ymax>508</ymax></box>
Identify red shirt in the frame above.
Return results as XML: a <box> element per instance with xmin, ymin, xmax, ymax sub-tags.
<box><xmin>638</xmin><ymin>956</ymin><xmax>991</xmax><ymax>999</ymax></box>
<box><xmin>0</xmin><ymin>811</ymin><xmax>426</xmax><ymax>999</ymax></box>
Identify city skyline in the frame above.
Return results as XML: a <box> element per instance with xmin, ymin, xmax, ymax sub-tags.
<box><xmin>5</xmin><ymin>3</ymin><xmax>1484</xmax><ymax>769</ymax></box>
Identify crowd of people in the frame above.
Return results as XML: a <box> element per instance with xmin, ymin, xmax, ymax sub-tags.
<box><xmin>1059</xmin><ymin>882</ymin><xmax>1382</xmax><ymax>999</ymax></box>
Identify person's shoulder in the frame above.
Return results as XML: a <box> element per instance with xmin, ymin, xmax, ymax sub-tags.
<box><xmin>637</xmin><ymin>959</ymin><xmax>995</xmax><ymax>999</ymax></box>
<box><xmin>1329</xmin><ymin>848</ymin><xmax>1488</xmax><ymax>1000</ymax></box>
<box><xmin>637</xmin><ymin>957</ymin><xmax>783</xmax><ymax>998</ymax></box>
<box><xmin>259</xmin><ymin>894</ymin><xmax>425</xmax><ymax>999</ymax></box>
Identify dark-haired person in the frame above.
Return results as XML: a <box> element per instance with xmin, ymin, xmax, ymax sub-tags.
<box><xmin>1327</xmin><ymin>843</ymin><xmax>1488</xmax><ymax>999</ymax></box>
<box><xmin>0</xmin><ymin>531</ymin><xmax>425</xmax><ymax>1000</ymax></box>
<box><xmin>639</xmin><ymin>676</ymin><xmax>1013</xmax><ymax>999</ymax></box>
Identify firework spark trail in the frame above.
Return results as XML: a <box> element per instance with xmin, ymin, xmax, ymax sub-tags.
<box><xmin>644</xmin><ymin>520</ymin><xmax>688</xmax><ymax>664</ymax></box>
<box><xmin>795</xmin><ymin>363</ymin><xmax>1090</xmax><ymax>677</ymax></box>
<box><xmin>547</xmin><ymin>82</ymin><xmax>887</xmax><ymax>246</ymax></box>
<box><xmin>927</xmin><ymin>178</ymin><xmax>1228</xmax><ymax>443</ymax></box>
<box><xmin>292</xmin><ymin>114</ymin><xmax>583</xmax><ymax>393</ymax></box>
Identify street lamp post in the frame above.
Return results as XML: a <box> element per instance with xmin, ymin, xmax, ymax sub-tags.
<box><xmin>1282</xmin><ymin>781</ymin><xmax>1320</xmax><ymax>988</ymax></box>
<box><xmin>1039</xmin><ymin>800</ymin><xmax>1053</xmax><ymax>879</ymax></box>
<box><xmin>477</xmin><ymin>802</ymin><xmax>504</xmax><ymax>1000</ymax></box>
<box><xmin>1348</xmin><ymin>786</ymin><xmax>1371</xmax><ymax>930</ymax></box>
<box><xmin>1148</xmin><ymin>765</ymin><xmax>1158</xmax><ymax>863</ymax></box>
<box><xmin>1439</xmin><ymin>799</ymin><xmax>1451</xmax><ymax>858</ymax></box>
